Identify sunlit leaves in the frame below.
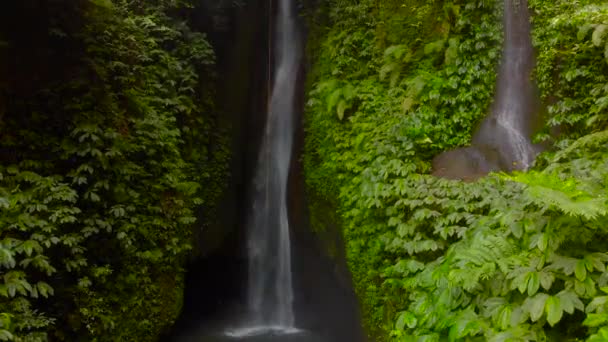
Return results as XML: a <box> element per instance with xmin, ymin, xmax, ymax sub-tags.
<box><xmin>545</xmin><ymin>296</ymin><xmax>562</xmax><ymax>326</ymax></box>
<box><xmin>396</xmin><ymin>311</ymin><xmax>417</xmax><ymax>330</ymax></box>
<box><xmin>588</xmin><ymin>327</ymin><xmax>608</xmax><ymax>342</ymax></box>
<box><xmin>0</xmin><ymin>330</ymin><xmax>12</xmax><ymax>342</ymax></box>
<box><xmin>586</xmin><ymin>295</ymin><xmax>608</xmax><ymax>314</ymax></box>
<box><xmin>592</xmin><ymin>24</ymin><xmax>607</xmax><ymax>47</ymax></box>
<box><xmin>584</xmin><ymin>314</ymin><xmax>608</xmax><ymax>328</ymax></box>
<box><xmin>505</xmin><ymin>171</ymin><xmax>608</xmax><ymax>220</ymax></box>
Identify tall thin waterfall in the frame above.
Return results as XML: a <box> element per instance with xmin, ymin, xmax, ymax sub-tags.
<box><xmin>246</xmin><ymin>0</ymin><xmax>301</xmax><ymax>330</ymax></box>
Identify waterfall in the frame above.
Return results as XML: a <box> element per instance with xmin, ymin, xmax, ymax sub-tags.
<box><xmin>244</xmin><ymin>0</ymin><xmax>301</xmax><ymax>333</ymax></box>
<box><xmin>472</xmin><ymin>0</ymin><xmax>540</xmax><ymax>170</ymax></box>
<box><xmin>432</xmin><ymin>0</ymin><xmax>542</xmax><ymax>179</ymax></box>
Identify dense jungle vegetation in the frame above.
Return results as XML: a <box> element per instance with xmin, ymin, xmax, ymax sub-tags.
<box><xmin>303</xmin><ymin>0</ymin><xmax>608</xmax><ymax>341</ymax></box>
<box><xmin>2</xmin><ymin>0</ymin><xmax>608</xmax><ymax>341</ymax></box>
<box><xmin>0</xmin><ymin>0</ymin><xmax>229</xmax><ymax>340</ymax></box>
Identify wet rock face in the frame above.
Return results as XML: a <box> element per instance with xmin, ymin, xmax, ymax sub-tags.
<box><xmin>431</xmin><ymin>146</ymin><xmax>503</xmax><ymax>181</ymax></box>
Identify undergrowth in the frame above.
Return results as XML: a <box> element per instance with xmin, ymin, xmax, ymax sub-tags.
<box><xmin>303</xmin><ymin>0</ymin><xmax>608</xmax><ymax>340</ymax></box>
<box><xmin>0</xmin><ymin>0</ymin><xmax>229</xmax><ymax>340</ymax></box>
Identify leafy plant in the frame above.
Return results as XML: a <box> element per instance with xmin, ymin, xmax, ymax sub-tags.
<box><xmin>0</xmin><ymin>0</ymin><xmax>228</xmax><ymax>340</ymax></box>
<box><xmin>303</xmin><ymin>0</ymin><xmax>608</xmax><ymax>341</ymax></box>
<box><xmin>303</xmin><ymin>0</ymin><xmax>502</xmax><ymax>339</ymax></box>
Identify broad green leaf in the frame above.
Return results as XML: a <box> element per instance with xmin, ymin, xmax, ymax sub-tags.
<box><xmin>589</xmin><ymin>254</ymin><xmax>607</xmax><ymax>273</ymax></box>
<box><xmin>592</xmin><ymin>25</ymin><xmax>608</xmax><ymax>47</ymax></box>
<box><xmin>0</xmin><ymin>248</ymin><xmax>15</xmax><ymax>269</ymax></box>
<box><xmin>396</xmin><ymin>311</ymin><xmax>417</xmax><ymax>330</ymax></box>
<box><xmin>576</xmin><ymin>260</ymin><xmax>587</xmax><ymax>281</ymax></box>
<box><xmin>327</xmin><ymin>88</ymin><xmax>342</xmax><ymax>114</ymax></box>
<box><xmin>584</xmin><ymin>313</ymin><xmax>608</xmax><ymax>327</ymax></box>
<box><xmin>528</xmin><ymin>272</ymin><xmax>540</xmax><ymax>296</ymax></box>
<box><xmin>524</xmin><ymin>293</ymin><xmax>548</xmax><ymax>322</ymax></box>
<box><xmin>0</xmin><ymin>330</ymin><xmax>13</xmax><ymax>341</ymax></box>
<box><xmin>510</xmin><ymin>306</ymin><xmax>529</xmax><ymax>327</ymax></box>
<box><xmin>448</xmin><ymin>318</ymin><xmax>481</xmax><ymax>342</ymax></box>
<box><xmin>588</xmin><ymin>327</ymin><xmax>608</xmax><ymax>342</ymax></box>
<box><xmin>424</xmin><ymin>39</ymin><xmax>445</xmax><ymax>55</ymax></box>
<box><xmin>444</xmin><ymin>38</ymin><xmax>459</xmax><ymax>65</ymax></box>
<box><xmin>557</xmin><ymin>290</ymin><xmax>584</xmax><ymax>314</ymax></box>
<box><xmin>402</xmin><ymin>97</ymin><xmax>415</xmax><ymax>113</ymax></box>
<box><xmin>497</xmin><ymin>306</ymin><xmax>512</xmax><ymax>330</ymax></box>
<box><xmin>548</xmin><ymin>256</ymin><xmax>577</xmax><ymax>276</ymax></box>
<box><xmin>586</xmin><ymin>296</ymin><xmax>608</xmax><ymax>314</ymax></box>
<box><xmin>19</xmin><ymin>240</ymin><xmax>42</xmax><ymax>257</ymax></box>
<box><xmin>539</xmin><ymin>270</ymin><xmax>554</xmax><ymax>290</ymax></box>
<box><xmin>545</xmin><ymin>296</ymin><xmax>562</xmax><ymax>326</ymax></box>
<box><xmin>538</xmin><ymin>234</ymin><xmax>549</xmax><ymax>252</ymax></box>
<box><xmin>336</xmin><ymin>100</ymin><xmax>348</xmax><ymax>121</ymax></box>
<box><xmin>36</xmin><ymin>282</ymin><xmax>54</xmax><ymax>298</ymax></box>
<box><xmin>516</xmin><ymin>272</ymin><xmax>529</xmax><ymax>294</ymax></box>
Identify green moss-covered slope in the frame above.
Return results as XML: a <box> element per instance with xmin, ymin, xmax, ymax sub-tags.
<box><xmin>304</xmin><ymin>0</ymin><xmax>608</xmax><ymax>340</ymax></box>
<box><xmin>0</xmin><ymin>1</ymin><xmax>229</xmax><ymax>341</ymax></box>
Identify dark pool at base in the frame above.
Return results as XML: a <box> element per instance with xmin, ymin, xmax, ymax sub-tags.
<box><xmin>173</xmin><ymin>329</ymin><xmax>329</xmax><ymax>342</ymax></box>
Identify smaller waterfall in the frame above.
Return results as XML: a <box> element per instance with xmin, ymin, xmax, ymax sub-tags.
<box><xmin>432</xmin><ymin>0</ymin><xmax>542</xmax><ymax>179</ymax></box>
<box><xmin>472</xmin><ymin>0</ymin><xmax>541</xmax><ymax>170</ymax></box>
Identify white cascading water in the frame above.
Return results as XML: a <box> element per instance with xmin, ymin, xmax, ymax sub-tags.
<box><xmin>240</xmin><ymin>0</ymin><xmax>301</xmax><ymax>335</ymax></box>
<box><xmin>472</xmin><ymin>0</ymin><xmax>540</xmax><ymax>170</ymax></box>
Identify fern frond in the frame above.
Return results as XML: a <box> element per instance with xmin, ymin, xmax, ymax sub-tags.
<box><xmin>504</xmin><ymin>171</ymin><xmax>607</xmax><ymax>220</ymax></box>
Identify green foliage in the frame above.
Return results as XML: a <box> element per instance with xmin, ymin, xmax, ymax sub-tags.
<box><xmin>304</xmin><ymin>0</ymin><xmax>608</xmax><ymax>341</ymax></box>
<box><xmin>0</xmin><ymin>170</ymin><xmax>66</xmax><ymax>340</ymax></box>
<box><xmin>530</xmin><ymin>0</ymin><xmax>608</xmax><ymax>143</ymax></box>
<box><xmin>0</xmin><ymin>0</ymin><xmax>228</xmax><ymax>340</ymax></box>
<box><xmin>382</xmin><ymin>142</ymin><xmax>608</xmax><ymax>340</ymax></box>
<box><xmin>303</xmin><ymin>0</ymin><xmax>502</xmax><ymax>339</ymax></box>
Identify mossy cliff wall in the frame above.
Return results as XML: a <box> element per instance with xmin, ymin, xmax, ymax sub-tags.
<box><xmin>303</xmin><ymin>0</ymin><xmax>608</xmax><ymax>341</ymax></box>
<box><xmin>303</xmin><ymin>1</ymin><xmax>502</xmax><ymax>338</ymax></box>
<box><xmin>0</xmin><ymin>1</ymin><xmax>231</xmax><ymax>340</ymax></box>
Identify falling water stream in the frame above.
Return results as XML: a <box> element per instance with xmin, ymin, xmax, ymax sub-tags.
<box><xmin>170</xmin><ymin>0</ymin><xmax>364</xmax><ymax>340</ymax></box>
<box><xmin>172</xmin><ymin>0</ymin><xmax>539</xmax><ymax>340</ymax></box>
<box><xmin>244</xmin><ymin>0</ymin><xmax>300</xmax><ymax>333</ymax></box>
<box><xmin>432</xmin><ymin>0</ymin><xmax>542</xmax><ymax>179</ymax></box>
<box><xmin>473</xmin><ymin>0</ymin><xmax>540</xmax><ymax>170</ymax></box>
<box><xmin>226</xmin><ymin>0</ymin><xmax>302</xmax><ymax>338</ymax></box>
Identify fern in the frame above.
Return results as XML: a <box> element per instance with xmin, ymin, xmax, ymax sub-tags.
<box><xmin>504</xmin><ymin>171</ymin><xmax>607</xmax><ymax>220</ymax></box>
